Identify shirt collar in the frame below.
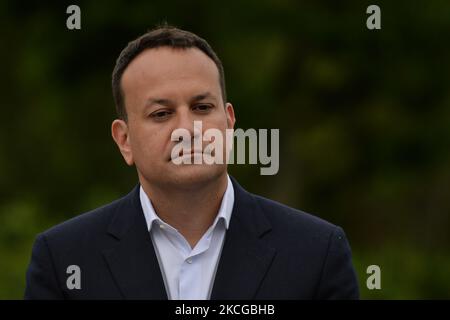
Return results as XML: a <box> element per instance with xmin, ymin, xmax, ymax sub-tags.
<box><xmin>140</xmin><ymin>175</ymin><xmax>234</xmax><ymax>232</ymax></box>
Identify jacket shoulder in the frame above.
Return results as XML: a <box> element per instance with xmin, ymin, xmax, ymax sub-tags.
<box><xmin>251</xmin><ymin>193</ymin><xmax>338</xmax><ymax>236</ymax></box>
<box><xmin>249</xmin><ymin>193</ymin><xmax>359</xmax><ymax>299</ymax></box>
<box><xmin>40</xmin><ymin>192</ymin><xmax>130</xmax><ymax>244</ymax></box>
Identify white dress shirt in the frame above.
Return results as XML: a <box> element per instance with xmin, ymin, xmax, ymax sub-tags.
<box><xmin>139</xmin><ymin>175</ymin><xmax>234</xmax><ymax>300</ymax></box>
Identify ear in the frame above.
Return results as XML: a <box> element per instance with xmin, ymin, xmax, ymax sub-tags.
<box><xmin>225</xmin><ymin>102</ymin><xmax>236</xmax><ymax>129</ymax></box>
<box><xmin>111</xmin><ymin>119</ymin><xmax>134</xmax><ymax>166</ymax></box>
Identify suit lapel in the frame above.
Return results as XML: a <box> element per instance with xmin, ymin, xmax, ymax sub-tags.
<box><xmin>101</xmin><ymin>177</ymin><xmax>276</xmax><ymax>300</ymax></box>
<box><xmin>102</xmin><ymin>186</ymin><xmax>168</xmax><ymax>300</ymax></box>
<box><xmin>211</xmin><ymin>177</ymin><xmax>277</xmax><ymax>299</ymax></box>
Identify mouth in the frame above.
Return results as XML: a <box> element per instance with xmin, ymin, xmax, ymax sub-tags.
<box><xmin>169</xmin><ymin>149</ymin><xmax>204</xmax><ymax>161</ymax></box>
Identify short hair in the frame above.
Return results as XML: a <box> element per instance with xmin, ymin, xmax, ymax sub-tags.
<box><xmin>112</xmin><ymin>25</ymin><xmax>227</xmax><ymax>121</ymax></box>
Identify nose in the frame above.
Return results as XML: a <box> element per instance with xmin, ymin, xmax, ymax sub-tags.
<box><xmin>173</xmin><ymin>107</ymin><xmax>202</xmax><ymax>143</ymax></box>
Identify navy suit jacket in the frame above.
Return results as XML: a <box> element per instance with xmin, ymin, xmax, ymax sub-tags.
<box><xmin>24</xmin><ymin>177</ymin><xmax>359</xmax><ymax>299</ymax></box>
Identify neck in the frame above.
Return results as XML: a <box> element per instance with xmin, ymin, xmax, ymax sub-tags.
<box><xmin>140</xmin><ymin>172</ymin><xmax>229</xmax><ymax>248</ymax></box>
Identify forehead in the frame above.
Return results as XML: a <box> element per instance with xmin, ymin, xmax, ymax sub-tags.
<box><xmin>121</xmin><ymin>46</ymin><xmax>221</xmax><ymax>99</ymax></box>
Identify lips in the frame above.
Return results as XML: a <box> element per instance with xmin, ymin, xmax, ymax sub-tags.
<box><xmin>169</xmin><ymin>149</ymin><xmax>203</xmax><ymax>161</ymax></box>
<box><xmin>180</xmin><ymin>149</ymin><xmax>203</xmax><ymax>157</ymax></box>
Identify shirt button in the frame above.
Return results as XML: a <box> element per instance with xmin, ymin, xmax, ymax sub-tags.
<box><xmin>159</xmin><ymin>224</ymin><xmax>165</xmax><ymax>229</ymax></box>
<box><xmin>186</xmin><ymin>258</ymin><xmax>193</xmax><ymax>264</ymax></box>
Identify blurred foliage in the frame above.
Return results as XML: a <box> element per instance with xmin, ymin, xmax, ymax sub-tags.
<box><xmin>0</xmin><ymin>0</ymin><xmax>449</xmax><ymax>299</ymax></box>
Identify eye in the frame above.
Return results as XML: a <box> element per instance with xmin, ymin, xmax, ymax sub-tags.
<box><xmin>193</xmin><ymin>104</ymin><xmax>213</xmax><ymax>113</ymax></box>
<box><xmin>150</xmin><ymin>109</ymin><xmax>173</xmax><ymax>121</ymax></box>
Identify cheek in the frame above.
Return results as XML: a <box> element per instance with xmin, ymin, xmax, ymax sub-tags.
<box><xmin>131</xmin><ymin>127</ymin><xmax>167</xmax><ymax>157</ymax></box>
<box><xmin>202</xmin><ymin>119</ymin><xmax>229</xmax><ymax>145</ymax></box>
<box><xmin>206</xmin><ymin>112</ymin><xmax>228</xmax><ymax>130</ymax></box>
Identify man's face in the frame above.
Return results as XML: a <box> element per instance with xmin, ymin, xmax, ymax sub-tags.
<box><xmin>112</xmin><ymin>47</ymin><xmax>235</xmax><ymax>189</ymax></box>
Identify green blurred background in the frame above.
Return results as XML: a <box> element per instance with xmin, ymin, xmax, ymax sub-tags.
<box><xmin>1</xmin><ymin>0</ymin><xmax>449</xmax><ymax>299</ymax></box>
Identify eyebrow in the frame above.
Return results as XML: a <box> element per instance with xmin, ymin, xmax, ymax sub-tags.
<box><xmin>145</xmin><ymin>98</ymin><xmax>173</xmax><ymax>108</ymax></box>
<box><xmin>190</xmin><ymin>92</ymin><xmax>217</xmax><ymax>104</ymax></box>
<box><xmin>145</xmin><ymin>92</ymin><xmax>217</xmax><ymax>108</ymax></box>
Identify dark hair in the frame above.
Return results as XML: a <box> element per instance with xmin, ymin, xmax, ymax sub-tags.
<box><xmin>112</xmin><ymin>25</ymin><xmax>227</xmax><ymax>121</ymax></box>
